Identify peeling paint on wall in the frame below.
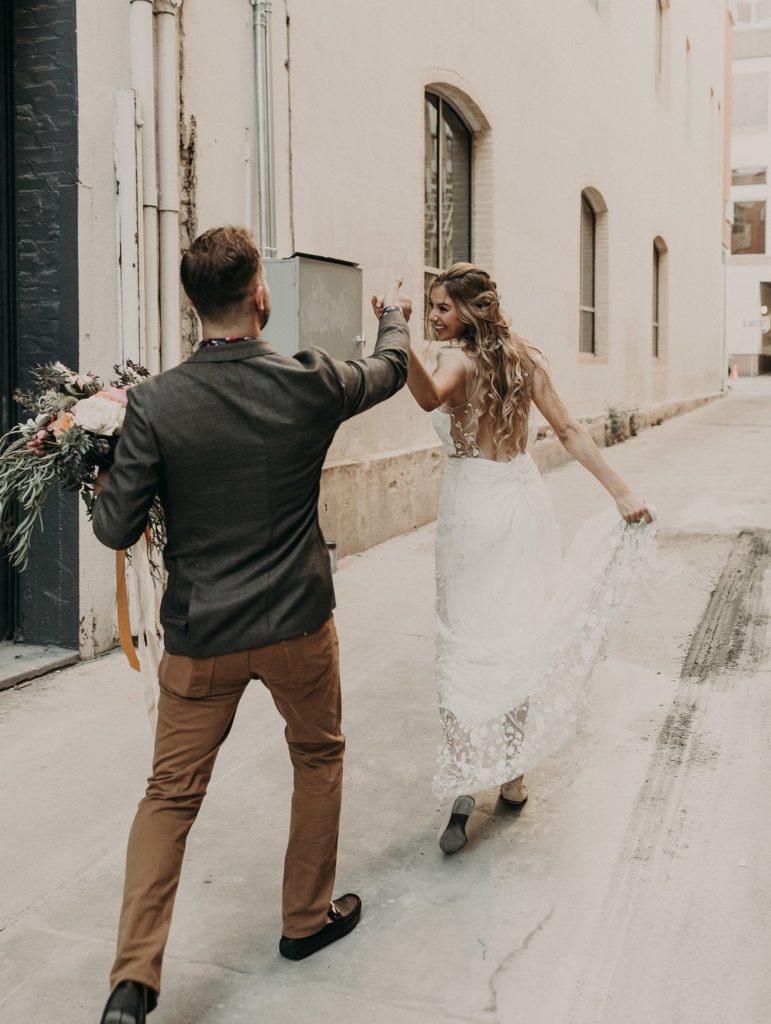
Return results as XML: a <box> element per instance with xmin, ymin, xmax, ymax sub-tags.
<box><xmin>178</xmin><ymin>11</ymin><xmax>198</xmax><ymax>358</ymax></box>
<box><xmin>179</xmin><ymin>115</ymin><xmax>197</xmax><ymax>357</ymax></box>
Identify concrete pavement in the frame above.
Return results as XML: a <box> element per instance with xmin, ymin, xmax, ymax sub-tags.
<box><xmin>2</xmin><ymin>379</ymin><xmax>771</xmax><ymax>1023</ymax></box>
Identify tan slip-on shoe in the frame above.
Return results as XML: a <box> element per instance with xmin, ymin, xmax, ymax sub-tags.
<box><xmin>499</xmin><ymin>776</ymin><xmax>528</xmax><ymax>806</ymax></box>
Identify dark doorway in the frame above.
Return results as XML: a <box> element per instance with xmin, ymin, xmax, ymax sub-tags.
<box><xmin>1</xmin><ymin>0</ymin><xmax>80</xmax><ymax>652</ymax></box>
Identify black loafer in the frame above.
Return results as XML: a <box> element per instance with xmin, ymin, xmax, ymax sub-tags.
<box><xmin>439</xmin><ymin>794</ymin><xmax>475</xmax><ymax>854</ymax></box>
<box><xmin>100</xmin><ymin>980</ymin><xmax>156</xmax><ymax>1023</ymax></box>
<box><xmin>279</xmin><ymin>893</ymin><xmax>362</xmax><ymax>961</ymax></box>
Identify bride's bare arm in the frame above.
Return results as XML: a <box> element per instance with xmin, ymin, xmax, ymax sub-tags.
<box><xmin>369</xmin><ymin>292</ymin><xmax>467</xmax><ymax>410</ymax></box>
<box><xmin>530</xmin><ymin>360</ymin><xmax>653</xmax><ymax>524</ymax></box>
<box><xmin>405</xmin><ymin>345</ymin><xmax>468</xmax><ymax>411</ymax></box>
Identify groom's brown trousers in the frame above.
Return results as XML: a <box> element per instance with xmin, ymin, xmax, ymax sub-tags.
<box><xmin>109</xmin><ymin>616</ymin><xmax>343</xmax><ymax>997</ymax></box>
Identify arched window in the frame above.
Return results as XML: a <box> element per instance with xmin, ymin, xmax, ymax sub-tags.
<box><xmin>653</xmin><ymin>237</ymin><xmax>668</xmax><ymax>359</ymax></box>
<box><xmin>424</xmin><ymin>92</ymin><xmax>472</xmax><ymax>292</ymax></box>
<box><xmin>579</xmin><ymin>188</ymin><xmax>608</xmax><ymax>357</ymax></box>
<box><xmin>655</xmin><ymin>0</ymin><xmax>666</xmax><ymax>76</ymax></box>
<box><xmin>580</xmin><ymin>194</ymin><xmax>597</xmax><ymax>354</ymax></box>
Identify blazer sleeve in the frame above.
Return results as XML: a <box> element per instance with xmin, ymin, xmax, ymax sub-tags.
<box><xmin>92</xmin><ymin>385</ymin><xmax>162</xmax><ymax>550</ymax></box>
<box><xmin>328</xmin><ymin>310</ymin><xmax>410</xmax><ymax>421</ymax></box>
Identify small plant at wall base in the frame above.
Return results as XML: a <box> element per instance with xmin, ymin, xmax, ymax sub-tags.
<box><xmin>605</xmin><ymin>404</ymin><xmax>639</xmax><ymax>447</ymax></box>
<box><xmin>0</xmin><ymin>361</ymin><xmax>165</xmax><ymax>570</ymax></box>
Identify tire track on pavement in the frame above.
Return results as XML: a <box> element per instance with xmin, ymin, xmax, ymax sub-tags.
<box><xmin>681</xmin><ymin>529</ymin><xmax>771</xmax><ymax>681</ymax></box>
<box><xmin>569</xmin><ymin>529</ymin><xmax>771</xmax><ymax>1022</ymax></box>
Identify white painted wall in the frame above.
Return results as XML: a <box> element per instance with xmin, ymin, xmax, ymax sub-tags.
<box><xmin>76</xmin><ymin>0</ymin><xmax>134</xmax><ymax>656</ymax></box>
<box><xmin>73</xmin><ymin>0</ymin><xmax>730</xmax><ymax>654</ymax></box>
<box><xmin>178</xmin><ymin>0</ymin><xmax>727</xmax><ymax>428</ymax></box>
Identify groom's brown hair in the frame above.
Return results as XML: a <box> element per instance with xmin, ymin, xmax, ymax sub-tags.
<box><xmin>181</xmin><ymin>225</ymin><xmax>263</xmax><ymax>320</ymax></box>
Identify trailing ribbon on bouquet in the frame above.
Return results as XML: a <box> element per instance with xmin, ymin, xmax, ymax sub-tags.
<box><xmin>115</xmin><ymin>535</ymin><xmax>164</xmax><ymax>733</ymax></box>
<box><xmin>116</xmin><ymin>550</ymin><xmax>140</xmax><ymax>672</ymax></box>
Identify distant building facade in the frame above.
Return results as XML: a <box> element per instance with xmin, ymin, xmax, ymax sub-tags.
<box><xmin>727</xmin><ymin>0</ymin><xmax>771</xmax><ymax>374</ymax></box>
<box><xmin>1</xmin><ymin>0</ymin><xmax>731</xmax><ymax>662</ymax></box>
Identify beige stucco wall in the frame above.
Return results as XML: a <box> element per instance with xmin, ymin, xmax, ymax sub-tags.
<box><xmin>74</xmin><ymin>0</ymin><xmax>730</xmax><ymax>654</ymax></box>
<box><xmin>183</xmin><ymin>0</ymin><xmax>727</xmax><ymax>417</ymax></box>
<box><xmin>76</xmin><ymin>0</ymin><xmax>134</xmax><ymax>656</ymax></box>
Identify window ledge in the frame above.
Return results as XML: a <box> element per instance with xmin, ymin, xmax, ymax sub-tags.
<box><xmin>727</xmin><ymin>253</ymin><xmax>770</xmax><ymax>264</ymax></box>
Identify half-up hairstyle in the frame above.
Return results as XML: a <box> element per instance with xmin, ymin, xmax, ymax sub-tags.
<box><xmin>428</xmin><ymin>263</ymin><xmax>538</xmax><ymax>455</ymax></box>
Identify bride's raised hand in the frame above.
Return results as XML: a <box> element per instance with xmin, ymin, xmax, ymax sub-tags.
<box><xmin>615</xmin><ymin>490</ymin><xmax>654</xmax><ymax>524</ymax></box>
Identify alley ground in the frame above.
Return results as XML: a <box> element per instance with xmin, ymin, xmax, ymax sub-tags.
<box><xmin>1</xmin><ymin>379</ymin><xmax>770</xmax><ymax>1024</ymax></box>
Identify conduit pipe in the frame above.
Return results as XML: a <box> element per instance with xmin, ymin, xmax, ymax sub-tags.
<box><xmin>251</xmin><ymin>0</ymin><xmax>277</xmax><ymax>256</ymax></box>
<box><xmin>155</xmin><ymin>0</ymin><xmax>182</xmax><ymax>369</ymax></box>
<box><xmin>129</xmin><ymin>0</ymin><xmax>161</xmax><ymax>374</ymax></box>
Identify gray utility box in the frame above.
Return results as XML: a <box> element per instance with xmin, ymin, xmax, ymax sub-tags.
<box><xmin>263</xmin><ymin>254</ymin><xmax>365</xmax><ymax>360</ymax></box>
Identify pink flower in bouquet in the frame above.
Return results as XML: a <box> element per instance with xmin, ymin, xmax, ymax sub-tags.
<box><xmin>26</xmin><ymin>429</ymin><xmax>49</xmax><ymax>455</ymax></box>
<box><xmin>73</xmin><ymin>373</ymin><xmax>95</xmax><ymax>390</ymax></box>
<box><xmin>48</xmin><ymin>411</ymin><xmax>75</xmax><ymax>439</ymax></box>
<box><xmin>98</xmin><ymin>386</ymin><xmax>129</xmax><ymax>407</ymax></box>
<box><xmin>73</xmin><ymin>394</ymin><xmax>126</xmax><ymax>435</ymax></box>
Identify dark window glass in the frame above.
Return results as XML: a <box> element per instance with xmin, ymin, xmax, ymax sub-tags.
<box><xmin>732</xmin><ymin>166</ymin><xmax>767</xmax><ymax>186</ymax></box>
<box><xmin>579</xmin><ymin>194</ymin><xmax>596</xmax><ymax>354</ymax></box>
<box><xmin>656</xmin><ymin>0</ymin><xmax>664</xmax><ymax>76</ymax></box>
<box><xmin>652</xmin><ymin>244</ymin><xmax>661</xmax><ymax>358</ymax></box>
<box><xmin>424</xmin><ymin>94</ymin><xmax>440</xmax><ymax>269</ymax></box>
<box><xmin>732</xmin><ymin>200</ymin><xmax>766</xmax><ymax>254</ymax></box>
<box><xmin>424</xmin><ymin>93</ymin><xmax>472</xmax><ymax>271</ymax></box>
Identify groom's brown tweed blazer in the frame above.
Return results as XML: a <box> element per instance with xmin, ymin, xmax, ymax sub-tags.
<box><xmin>93</xmin><ymin>310</ymin><xmax>410</xmax><ymax>656</ymax></box>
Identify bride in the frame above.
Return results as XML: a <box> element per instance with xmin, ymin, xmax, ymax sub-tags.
<box><xmin>375</xmin><ymin>263</ymin><xmax>654</xmax><ymax>853</ymax></box>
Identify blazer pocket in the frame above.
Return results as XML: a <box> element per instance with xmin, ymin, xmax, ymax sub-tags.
<box><xmin>159</xmin><ymin>651</ymin><xmax>216</xmax><ymax>698</ymax></box>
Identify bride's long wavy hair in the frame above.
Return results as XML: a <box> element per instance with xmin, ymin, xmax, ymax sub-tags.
<box><xmin>427</xmin><ymin>263</ymin><xmax>538</xmax><ymax>455</ymax></box>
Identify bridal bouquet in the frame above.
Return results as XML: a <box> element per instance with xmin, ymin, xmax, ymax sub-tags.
<box><xmin>0</xmin><ymin>359</ymin><xmax>166</xmax><ymax>731</ymax></box>
<box><xmin>0</xmin><ymin>360</ymin><xmax>165</xmax><ymax>570</ymax></box>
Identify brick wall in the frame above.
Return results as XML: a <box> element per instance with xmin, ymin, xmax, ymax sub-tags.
<box><xmin>13</xmin><ymin>0</ymin><xmax>79</xmax><ymax>647</ymax></box>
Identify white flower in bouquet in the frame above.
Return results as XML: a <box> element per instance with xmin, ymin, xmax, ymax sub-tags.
<box><xmin>73</xmin><ymin>393</ymin><xmax>126</xmax><ymax>435</ymax></box>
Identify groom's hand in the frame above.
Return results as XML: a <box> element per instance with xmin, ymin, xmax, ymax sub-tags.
<box><xmin>94</xmin><ymin>469</ymin><xmax>110</xmax><ymax>497</ymax></box>
<box><xmin>371</xmin><ymin>276</ymin><xmax>412</xmax><ymax>322</ymax></box>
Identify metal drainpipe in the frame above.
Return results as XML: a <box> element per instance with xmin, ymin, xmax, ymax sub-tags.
<box><xmin>251</xmin><ymin>0</ymin><xmax>277</xmax><ymax>256</ymax></box>
<box><xmin>129</xmin><ymin>0</ymin><xmax>161</xmax><ymax>374</ymax></box>
<box><xmin>155</xmin><ymin>0</ymin><xmax>182</xmax><ymax>370</ymax></box>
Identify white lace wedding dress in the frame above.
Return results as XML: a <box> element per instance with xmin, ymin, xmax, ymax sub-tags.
<box><xmin>431</xmin><ymin>353</ymin><xmax>655</xmax><ymax>802</ymax></box>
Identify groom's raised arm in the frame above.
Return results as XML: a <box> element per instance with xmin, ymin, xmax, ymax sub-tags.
<box><xmin>330</xmin><ymin>276</ymin><xmax>412</xmax><ymax>419</ymax></box>
<box><xmin>293</xmin><ymin>276</ymin><xmax>411</xmax><ymax>421</ymax></box>
<box><xmin>333</xmin><ymin>307</ymin><xmax>410</xmax><ymax>420</ymax></box>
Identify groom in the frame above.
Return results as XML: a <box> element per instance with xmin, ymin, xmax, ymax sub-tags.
<box><xmin>93</xmin><ymin>225</ymin><xmax>411</xmax><ymax>1023</ymax></box>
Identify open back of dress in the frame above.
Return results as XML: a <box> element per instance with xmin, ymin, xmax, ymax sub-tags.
<box><xmin>432</xmin><ymin>345</ymin><xmax>534</xmax><ymax>462</ymax></box>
